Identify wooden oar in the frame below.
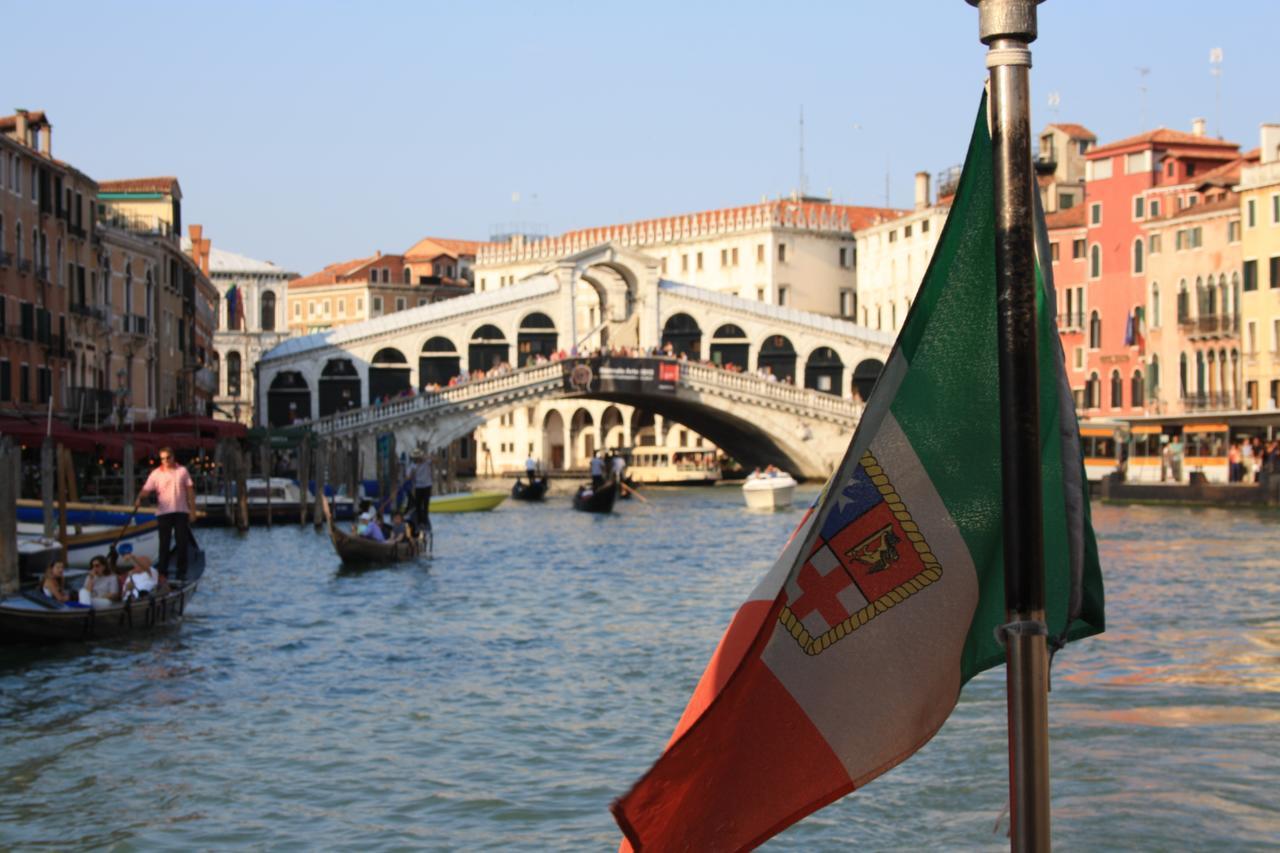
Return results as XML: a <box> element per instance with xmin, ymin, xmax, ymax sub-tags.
<box><xmin>619</xmin><ymin>480</ymin><xmax>648</xmax><ymax>503</ymax></box>
<box><xmin>107</xmin><ymin>497</ymin><xmax>144</xmax><ymax>563</ymax></box>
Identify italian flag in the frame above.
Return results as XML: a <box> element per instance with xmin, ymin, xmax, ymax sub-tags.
<box><xmin>612</xmin><ymin>97</ymin><xmax>1106</xmax><ymax>851</ymax></box>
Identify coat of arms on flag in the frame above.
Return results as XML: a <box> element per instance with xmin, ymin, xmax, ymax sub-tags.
<box><xmin>780</xmin><ymin>451</ymin><xmax>941</xmax><ymax>656</ymax></box>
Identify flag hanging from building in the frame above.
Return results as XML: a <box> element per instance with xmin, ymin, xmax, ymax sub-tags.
<box><xmin>611</xmin><ymin>96</ymin><xmax>1105</xmax><ymax>852</ymax></box>
<box><xmin>227</xmin><ymin>283</ymin><xmax>245</xmax><ymax>329</ymax></box>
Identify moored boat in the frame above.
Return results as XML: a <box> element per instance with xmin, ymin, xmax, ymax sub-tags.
<box><xmin>195</xmin><ymin>478</ymin><xmax>356</xmax><ymax>525</ymax></box>
<box><xmin>0</xmin><ymin>543</ymin><xmax>206</xmax><ymax>643</ymax></box>
<box><xmin>16</xmin><ymin>499</ymin><xmax>159</xmax><ymax>569</ymax></box>
<box><xmin>511</xmin><ymin>477</ymin><xmax>549</xmax><ymax>502</ymax></box>
<box><xmin>742</xmin><ymin>470</ymin><xmax>798</xmax><ymax>510</ymax></box>
<box><xmin>431</xmin><ymin>490</ymin><xmax>508</xmax><ymax>513</ymax></box>
<box><xmin>573</xmin><ymin>478</ymin><xmax>618</xmax><ymax>513</ymax></box>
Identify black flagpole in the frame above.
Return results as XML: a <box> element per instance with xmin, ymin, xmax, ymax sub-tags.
<box><xmin>966</xmin><ymin>1</ymin><xmax>1051</xmax><ymax>850</ymax></box>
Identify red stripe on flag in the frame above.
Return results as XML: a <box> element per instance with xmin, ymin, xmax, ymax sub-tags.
<box><xmin>614</xmin><ymin>652</ymin><xmax>852</xmax><ymax>852</ymax></box>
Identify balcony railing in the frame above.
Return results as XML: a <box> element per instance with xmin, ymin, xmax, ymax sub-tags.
<box><xmin>17</xmin><ymin>259</ymin><xmax>32</xmax><ymax>275</ymax></box>
<box><xmin>1057</xmin><ymin>311</ymin><xmax>1085</xmax><ymax>330</ymax></box>
<box><xmin>35</xmin><ymin>264</ymin><xmax>50</xmax><ymax>283</ymax></box>
<box><xmin>1179</xmin><ymin>314</ymin><xmax>1239</xmax><ymax>338</ymax></box>
<box><xmin>1183</xmin><ymin>391</ymin><xmax>1241</xmax><ymax>412</ymax></box>
<box><xmin>96</xmin><ymin>209</ymin><xmax>174</xmax><ymax>237</ymax></box>
<box><xmin>70</xmin><ymin>303</ymin><xmax>108</xmax><ymax>324</ymax></box>
<box><xmin>0</xmin><ymin>251</ymin><xmax>11</xmax><ymax>269</ymax></box>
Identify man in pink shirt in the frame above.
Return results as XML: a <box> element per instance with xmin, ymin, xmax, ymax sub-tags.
<box><xmin>137</xmin><ymin>446</ymin><xmax>198</xmax><ymax>579</ymax></box>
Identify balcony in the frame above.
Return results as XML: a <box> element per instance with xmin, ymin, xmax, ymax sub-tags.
<box><xmin>96</xmin><ymin>209</ymin><xmax>174</xmax><ymax>238</ymax></box>
<box><xmin>35</xmin><ymin>264</ymin><xmax>50</xmax><ymax>283</ymax></box>
<box><xmin>70</xmin><ymin>303</ymin><xmax>109</xmax><ymax>325</ymax></box>
<box><xmin>1183</xmin><ymin>391</ymin><xmax>1241</xmax><ymax>412</ymax></box>
<box><xmin>1057</xmin><ymin>311</ymin><xmax>1085</xmax><ymax>331</ymax></box>
<box><xmin>0</xmin><ymin>251</ymin><xmax>11</xmax><ymax>269</ymax></box>
<box><xmin>68</xmin><ymin>386</ymin><xmax>117</xmax><ymax>420</ymax></box>
<box><xmin>17</xmin><ymin>259</ymin><xmax>32</xmax><ymax>275</ymax></box>
<box><xmin>1178</xmin><ymin>314</ymin><xmax>1239</xmax><ymax>339</ymax></box>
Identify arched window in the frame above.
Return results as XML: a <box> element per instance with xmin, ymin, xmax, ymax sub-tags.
<box><xmin>1133</xmin><ymin>238</ymin><xmax>1144</xmax><ymax>274</ymax></box>
<box><xmin>1177</xmin><ymin>279</ymin><xmax>1189</xmax><ymax>323</ymax></box>
<box><xmin>1150</xmin><ymin>282</ymin><xmax>1160</xmax><ymax>327</ymax></box>
<box><xmin>1179</xmin><ymin>352</ymin><xmax>1187</xmax><ymax>398</ymax></box>
<box><xmin>1087</xmin><ymin>372</ymin><xmax>1100</xmax><ymax>408</ymax></box>
<box><xmin>403</xmin><ymin>267</ymin><xmax>412</xmax><ymax>284</ymax></box>
<box><xmin>1089</xmin><ymin>311</ymin><xmax>1101</xmax><ymax>348</ymax></box>
<box><xmin>227</xmin><ymin>351</ymin><xmax>242</xmax><ymax>398</ymax></box>
<box><xmin>1131</xmin><ymin>370</ymin><xmax>1144</xmax><ymax>408</ymax></box>
<box><xmin>1148</xmin><ymin>354</ymin><xmax>1160</xmax><ymax>401</ymax></box>
<box><xmin>1110</xmin><ymin>370</ymin><xmax>1123</xmax><ymax>408</ymax></box>
<box><xmin>260</xmin><ymin>291</ymin><xmax>276</xmax><ymax>331</ymax></box>
<box><xmin>1090</xmin><ymin>243</ymin><xmax>1101</xmax><ymax>278</ymax></box>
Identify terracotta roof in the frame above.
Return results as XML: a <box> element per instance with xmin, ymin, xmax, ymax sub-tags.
<box><xmin>1046</xmin><ymin>122</ymin><xmax>1095</xmax><ymax>140</ymax></box>
<box><xmin>1045</xmin><ymin>206</ymin><xmax>1087</xmax><ymax>229</ymax></box>
<box><xmin>99</xmin><ymin>176</ymin><xmax>181</xmax><ymax>194</ymax></box>
<box><xmin>1195</xmin><ymin>149</ymin><xmax>1260</xmax><ymax>187</ymax></box>
<box><xmin>0</xmin><ymin>110</ymin><xmax>48</xmax><ymax>130</ymax></box>
<box><xmin>1087</xmin><ymin>128</ymin><xmax>1239</xmax><ymax>158</ymax></box>
<box><xmin>403</xmin><ymin>236</ymin><xmax>488</xmax><ymax>259</ymax></box>
<box><xmin>289</xmin><ymin>256</ymin><xmax>377</xmax><ymax>289</ymax></box>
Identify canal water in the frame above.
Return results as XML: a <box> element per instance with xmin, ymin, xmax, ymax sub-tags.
<box><xmin>2</xmin><ymin>486</ymin><xmax>1278</xmax><ymax>850</ymax></box>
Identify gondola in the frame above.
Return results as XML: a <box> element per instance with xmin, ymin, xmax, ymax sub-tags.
<box><xmin>572</xmin><ymin>477</ymin><xmax>618</xmax><ymax>513</ymax></box>
<box><xmin>511</xmin><ymin>476</ymin><xmax>549</xmax><ymax>502</ymax></box>
<box><xmin>0</xmin><ymin>540</ymin><xmax>206</xmax><ymax>643</ymax></box>
<box><xmin>322</xmin><ymin>493</ymin><xmax>428</xmax><ymax>566</ymax></box>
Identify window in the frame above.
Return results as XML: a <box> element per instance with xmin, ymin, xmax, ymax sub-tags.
<box><xmin>337</xmin><ymin>299</ymin><xmax>345</xmax><ymax>315</ymax></box>
<box><xmin>1273</xmin><ymin>194</ymin><xmax>1279</xmax><ymax>224</ymax></box>
<box><xmin>1150</xmin><ymin>199</ymin><xmax>1160</xmax><ymax>218</ymax></box>
<box><xmin>1228</xmin><ymin>220</ymin><xmax>1241</xmax><ymax>242</ymax></box>
<box><xmin>731</xmin><ymin>247</ymin><xmax>738</xmax><ymax>265</ymax></box>
<box><xmin>778</xmin><ymin>286</ymin><xmax>790</xmax><ymax>307</ymax></box>
<box><xmin>1133</xmin><ymin>239</ymin><xmax>1144</xmax><ymax>274</ymax></box>
<box><xmin>659</xmin><ymin>258</ymin><xmax>667</xmax><ymax>274</ymax></box>
<box><xmin>1059</xmin><ymin>193</ymin><xmax>1075</xmax><ymax>210</ymax></box>
<box><xmin>1050</xmin><ymin>242</ymin><xmax>1059</xmax><ymax>262</ymax></box>
<box><xmin>260</xmin><ymin>291</ymin><xmax>276</xmax><ymax>330</ymax></box>
<box><xmin>1248</xmin><ymin>321</ymin><xmax>1258</xmax><ymax>354</ymax></box>
<box><xmin>1272</xmin><ymin>257</ymin><xmax>1280</xmax><ymax>289</ymax></box>
<box><xmin>19</xmin><ymin>363</ymin><xmax>29</xmax><ymax>402</ymax></box>
<box><xmin>1131</xmin><ymin>371</ymin><xmax>1144</xmax><ymax>408</ymax></box>
<box><xmin>308</xmin><ymin>301</ymin><xmax>316</xmax><ymax>316</ymax></box>
<box><xmin>381</xmin><ymin>269</ymin><xmax>389</xmax><ymax>283</ymax></box>
<box><xmin>1074</xmin><ymin>347</ymin><xmax>1084</xmax><ymax>370</ymax></box>
<box><xmin>1072</xmin><ymin>238</ymin><xmax>1085</xmax><ymax>259</ymax></box>
<box><xmin>905</xmin><ymin>224</ymin><xmax>913</xmax><ymax>238</ymax></box>
<box><xmin>368</xmin><ymin>269</ymin><xmax>376</xmax><ymax>283</ymax></box>
<box><xmin>1151</xmin><ymin>283</ymin><xmax>1160</xmax><ymax>327</ymax></box>
<box><xmin>1090</xmin><ymin>244</ymin><xmax>1101</xmax><ymax>278</ymax></box>
<box><xmin>756</xmin><ymin>287</ymin><xmax>765</xmax><ymax>301</ymax></box>
<box><xmin>839</xmin><ymin>289</ymin><xmax>854</xmax><ymax>317</ymax></box>
<box><xmin>1089</xmin><ymin>311</ymin><xmax>1101</xmax><ymax>348</ymax></box>
<box><xmin>418</xmin><ymin>298</ymin><xmax>427</xmax><ymax>306</ymax></box>
<box><xmin>227</xmin><ymin>352</ymin><xmax>241</xmax><ymax>397</ymax></box>
<box><xmin>720</xmin><ymin>249</ymin><xmax>728</xmax><ymax>267</ymax></box>
<box><xmin>1247</xmin><ymin>199</ymin><xmax>1256</xmax><ymax>228</ymax></box>
<box><xmin>1243</xmin><ymin>260</ymin><xmax>1257</xmax><ymax>292</ymax></box>
<box><xmin>1090</xmin><ymin>202</ymin><xmax>1102</xmax><ymax>225</ymax></box>
<box><xmin>1126</xmin><ymin>152</ymin><xmax>1147</xmax><ymax>174</ymax></box>
<box><xmin>1089</xmin><ymin>158</ymin><xmax>1113</xmax><ymax>180</ymax></box>
<box><xmin>1133</xmin><ymin>196</ymin><xmax>1145</xmax><ymax>219</ymax></box>
<box><xmin>840</xmin><ymin>247</ymin><xmax>849</xmax><ymax>267</ymax></box>
<box><xmin>371</xmin><ymin>296</ymin><xmax>382</xmax><ymax>315</ymax></box>
<box><xmin>1149</xmin><ymin>234</ymin><xmax>1161</xmax><ymax>254</ymax></box>
<box><xmin>888</xmin><ymin>230</ymin><xmax>897</xmax><ymax>243</ymax></box>
<box><xmin>1110</xmin><ymin>370</ymin><xmax>1123</xmax><ymax>407</ymax></box>
<box><xmin>0</xmin><ymin>360</ymin><xmax>8</xmax><ymax>401</ymax></box>
<box><xmin>681</xmin><ymin>254</ymin><xmax>688</xmax><ymax>272</ymax></box>
<box><xmin>696</xmin><ymin>252</ymin><xmax>703</xmax><ymax>271</ymax></box>
<box><xmin>777</xmin><ymin>244</ymin><xmax>787</xmax><ymax>262</ymax></box>
<box><xmin>756</xmin><ymin>244</ymin><xmax>764</xmax><ymax>263</ymax></box>
<box><xmin>395</xmin><ymin>297</ymin><xmax>406</xmax><ymax>311</ymax></box>
<box><xmin>293</xmin><ymin>302</ymin><xmax>301</xmax><ymax>318</ymax></box>
<box><xmin>356</xmin><ymin>297</ymin><xmax>363</xmax><ymax>312</ymax></box>
<box><xmin>323</xmin><ymin>299</ymin><xmax>331</xmax><ymax>315</ymax></box>
<box><xmin>1186</xmin><ymin>162</ymin><xmax>1196</xmax><ymax>178</ymax></box>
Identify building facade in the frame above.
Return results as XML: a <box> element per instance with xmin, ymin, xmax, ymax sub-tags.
<box><xmin>1036</xmin><ymin>122</ymin><xmax>1095</xmax><ymax>213</ymax></box>
<box><xmin>1238</xmin><ymin>124</ymin><xmax>1280</xmax><ymax>411</ymax></box>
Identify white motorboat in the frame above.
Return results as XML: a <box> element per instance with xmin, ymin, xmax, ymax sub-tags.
<box><xmin>742</xmin><ymin>470</ymin><xmax>797</xmax><ymax>510</ymax></box>
<box><xmin>196</xmin><ymin>477</ymin><xmax>355</xmax><ymax>525</ymax></box>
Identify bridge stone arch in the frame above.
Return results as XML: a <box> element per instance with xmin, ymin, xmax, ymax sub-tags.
<box><xmin>569</xmin><ymin>406</ymin><xmax>597</xmax><ymax>465</ymax></box>
<box><xmin>710</xmin><ymin>323</ymin><xmax>750</xmax><ymax>371</ymax></box>
<box><xmin>319</xmin><ymin>357</ymin><xmax>361</xmax><ymax>416</ymax></box>
<box><xmin>267</xmin><ymin>370</ymin><xmax>311</xmax><ymax>427</ymax></box>
<box><xmin>370</xmin><ymin>347</ymin><xmax>411</xmax><ymax>402</ymax></box>
<box><xmin>853</xmin><ymin>358</ymin><xmax>885</xmax><ymax>402</ymax></box>
<box><xmin>468</xmin><ymin>323</ymin><xmax>510</xmax><ymax>373</ymax></box>
<box><xmin>662</xmin><ymin>313</ymin><xmax>702</xmax><ymax>358</ymax></box>
<box><xmin>419</xmin><ymin>336</ymin><xmax>460</xmax><ymax>388</ymax></box>
<box><xmin>758</xmin><ymin>334</ymin><xmax>797</xmax><ymax>383</ymax></box>
<box><xmin>517</xmin><ymin>311</ymin><xmax>558</xmax><ymax>366</ymax></box>
<box><xmin>804</xmin><ymin>346</ymin><xmax>844</xmax><ymax>396</ymax></box>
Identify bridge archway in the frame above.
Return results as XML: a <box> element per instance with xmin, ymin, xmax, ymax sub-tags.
<box><xmin>710</xmin><ymin>324</ymin><xmax>749</xmax><ymax>371</ymax></box>
<box><xmin>569</xmin><ymin>407</ymin><xmax>596</xmax><ymax>467</ymax></box>
<box><xmin>758</xmin><ymin>334</ymin><xmax>797</xmax><ymax>383</ymax></box>
<box><xmin>420</xmin><ymin>336</ymin><xmax>460</xmax><ymax>388</ymax></box>
<box><xmin>631</xmin><ymin>409</ymin><xmax>656</xmax><ymax>446</ymax></box>
<box><xmin>370</xmin><ymin>347</ymin><xmax>411</xmax><ymax>402</ymax></box>
<box><xmin>469</xmin><ymin>324</ymin><xmax>509</xmax><ymax>373</ymax></box>
<box><xmin>601</xmin><ymin>405</ymin><xmax>627</xmax><ymax>448</ymax></box>
<box><xmin>319</xmin><ymin>358</ymin><xmax>360</xmax><ymax>416</ymax></box>
<box><xmin>517</xmin><ymin>312</ymin><xmax>558</xmax><ymax>367</ymax></box>
<box><xmin>662</xmin><ymin>313</ymin><xmax>702</xmax><ymax>358</ymax></box>
<box><xmin>542</xmin><ymin>409</ymin><xmax>566</xmax><ymax>470</ymax></box>
<box><xmin>804</xmin><ymin>347</ymin><xmax>844</xmax><ymax>396</ymax></box>
<box><xmin>853</xmin><ymin>358</ymin><xmax>885</xmax><ymax>402</ymax></box>
<box><xmin>267</xmin><ymin>371</ymin><xmax>310</xmax><ymax>427</ymax></box>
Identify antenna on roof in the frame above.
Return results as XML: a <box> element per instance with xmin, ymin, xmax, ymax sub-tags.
<box><xmin>798</xmin><ymin>105</ymin><xmax>807</xmax><ymax>197</ymax></box>
<box><xmin>1135</xmin><ymin>66</ymin><xmax>1151</xmax><ymax>131</ymax></box>
<box><xmin>1209</xmin><ymin>48</ymin><xmax>1224</xmax><ymax>139</ymax></box>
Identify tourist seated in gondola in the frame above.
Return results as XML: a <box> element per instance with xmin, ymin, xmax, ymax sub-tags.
<box><xmin>40</xmin><ymin>560</ymin><xmax>70</xmax><ymax>603</ymax></box>
<box><xmin>122</xmin><ymin>555</ymin><xmax>162</xmax><ymax>600</ymax></box>
<box><xmin>79</xmin><ymin>555</ymin><xmax>121</xmax><ymax>608</ymax></box>
<box><xmin>358</xmin><ymin>510</ymin><xmax>386</xmax><ymax>542</ymax></box>
<box><xmin>387</xmin><ymin>511</ymin><xmax>408</xmax><ymax>544</ymax></box>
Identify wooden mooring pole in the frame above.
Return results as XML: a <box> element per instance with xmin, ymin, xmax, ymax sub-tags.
<box><xmin>0</xmin><ymin>438</ymin><xmax>20</xmax><ymax>596</ymax></box>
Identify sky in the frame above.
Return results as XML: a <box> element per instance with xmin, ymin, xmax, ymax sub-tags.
<box><xmin>4</xmin><ymin>1</ymin><xmax>1276</xmax><ymax>275</ymax></box>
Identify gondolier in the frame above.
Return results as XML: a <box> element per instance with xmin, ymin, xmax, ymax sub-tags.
<box><xmin>137</xmin><ymin>447</ymin><xmax>199</xmax><ymax>580</ymax></box>
<box><xmin>405</xmin><ymin>447</ymin><xmax>434</xmax><ymax>531</ymax></box>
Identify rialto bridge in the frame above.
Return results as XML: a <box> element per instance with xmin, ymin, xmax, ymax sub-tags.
<box><xmin>257</xmin><ymin>243</ymin><xmax>892</xmax><ymax>478</ymax></box>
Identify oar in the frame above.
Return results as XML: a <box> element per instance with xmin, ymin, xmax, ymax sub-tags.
<box><xmin>107</xmin><ymin>498</ymin><xmax>144</xmax><ymax>563</ymax></box>
<box><xmin>619</xmin><ymin>480</ymin><xmax>648</xmax><ymax>503</ymax></box>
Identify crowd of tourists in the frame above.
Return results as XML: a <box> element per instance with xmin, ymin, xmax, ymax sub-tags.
<box><xmin>1227</xmin><ymin>436</ymin><xmax>1280</xmax><ymax>483</ymax></box>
